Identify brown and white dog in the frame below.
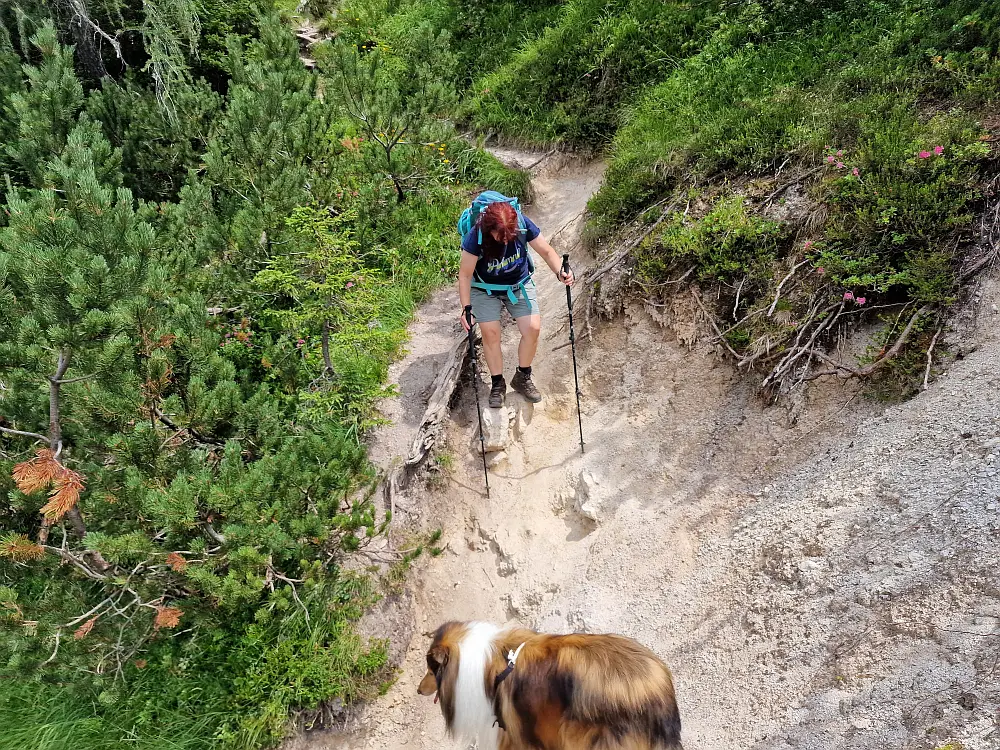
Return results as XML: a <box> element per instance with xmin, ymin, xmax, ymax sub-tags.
<box><xmin>418</xmin><ymin>621</ymin><xmax>682</xmax><ymax>750</ymax></box>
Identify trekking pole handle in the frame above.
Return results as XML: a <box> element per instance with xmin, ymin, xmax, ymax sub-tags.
<box><xmin>561</xmin><ymin>253</ymin><xmax>571</xmax><ymax>278</ymax></box>
<box><xmin>464</xmin><ymin>304</ymin><xmax>473</xmax><ymax>326</ymax></box>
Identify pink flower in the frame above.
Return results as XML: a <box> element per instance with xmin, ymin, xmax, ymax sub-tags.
<box><xmin>918</xmin><ymin>150</ymin><xmax>931</xmax><ymax>159</ymax></box>
<box><xmin>844</xmin><ymin>291</ymin><xmax>854</xmax><ymax>301</ymax></box>
<box><xmin>836</xmin><ymin>162</ymin><xmax>845</xmax><ymax>169</ymax></box>
<box><xmin>816</xmin><ymin>267</ymin><xmax>826</xmax><ymax>275</ymax></box>
<box><xmin>803</xmin><ymin>240</ymin><xmax>813</xmax><ymax>250</ymax></box>
<box><xmin>826</xmin><ymin>155</ymin><xmax>836</xmax><ymax>163</ymax></box>
<box><xmin>851</xmin><ymin>167</ymin><xmax>860</xmax><ymax>176</ymax></box>
<box><xmin>346</xmin><ymin>281</ymin><xmax>354</xmax><ymax>289</ymax></box>
<box><xmin>934</xmin><ymin>145</ymin><xmax>944</xmax><ymax>155</ymax></box>
<box><xmin>856</xmin><ymin>297</ymin><xmax>867</xmax><ymax>306</ymax></box>
<box><xmin>836</xmin><ymin>149</ymin><xmax>843</xmax><ymax>156</ymax></box>
<box><xmin>824</xmin><ymin>145</ymin><xmax>831</xmax><ymax>150</ymax></box>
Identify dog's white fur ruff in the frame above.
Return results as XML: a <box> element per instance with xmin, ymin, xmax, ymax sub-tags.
<box><xmin>451</xmin><ymin>621</ymin><xmax>500</xmax><ymax>750</ymax></box>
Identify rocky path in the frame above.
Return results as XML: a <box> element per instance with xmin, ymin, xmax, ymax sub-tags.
<box><xmin>290</xmin><ymin>151</ymin><xmax>1000</xmax><ymax>750</ymax></box>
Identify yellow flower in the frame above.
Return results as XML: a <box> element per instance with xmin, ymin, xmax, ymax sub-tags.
<box><xmin>443</xmin><ymin>159</ymin><xmax>450</xmax><ymax>163</ymax></box>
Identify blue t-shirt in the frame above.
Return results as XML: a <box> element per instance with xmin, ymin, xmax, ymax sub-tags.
<box><xmin>461</xmin><ymin>215</ymin><xmax>541</xmax><ymax>285</ymax></box>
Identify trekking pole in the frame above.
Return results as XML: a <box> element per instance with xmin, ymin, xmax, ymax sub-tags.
<box><xmin>465</xmin><ymin>305</ymin><xmax>490</xmax><ymax>497</ymax></box>
<box><xmin>562</xmin><ymin>254</ymin><xmax>585</xmax><ymax>453</ymax></box>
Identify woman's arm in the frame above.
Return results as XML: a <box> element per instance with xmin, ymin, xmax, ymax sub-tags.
<box><xmin>528</xmin><ymin>234</ymin><xmax>574</xmax><ymax>285</ymax></box>
<box><xmin>458</xmin><ymin>251</ymin><xmax>478</xmax><ymax>330</ymax></box>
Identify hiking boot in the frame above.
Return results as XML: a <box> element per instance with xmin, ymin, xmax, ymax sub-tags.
<box><xmin>511</xmin><ymin>369</ymin><xmax>542</xmax><ymax>403</ymax></box>
<box><xmin>488</xmin><ymin>376</ymin><xmax>506</xmax><ymax>408</ymax></box>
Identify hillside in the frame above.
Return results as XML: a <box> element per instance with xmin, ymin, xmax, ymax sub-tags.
<box><xmin>2</xmin><ymin>2</ymin><xmax>1000</xmax><ymax>750</ymax></box>
<box><xmin>350</xmin><ymin>0</ymin><xmax>1000</xmax><ymax>395</ymax></box>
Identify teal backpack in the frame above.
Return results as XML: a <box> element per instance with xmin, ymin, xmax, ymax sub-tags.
<box><xmin>457</xmin><ymin>191</ymin><xmax>528</xmax><ymax>246</ymax></box>
<box><xmin>457</xmin><ymin>191</ymin><xmax>534</xmax><ymax>303</ymax></box>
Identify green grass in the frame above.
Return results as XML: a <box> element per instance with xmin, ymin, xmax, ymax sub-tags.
<box><xmin>0</xmin><ymin>573</ymin><xmax>387</xmax><ymax>750</ymax></box>
<box><xmin>591</xmin><ymin>2</ymin><xmax>1000</xmax><ymax>229</ymax></box>
<box><xmin>0</xmin><ymin>682</ymin><xmax>223</xmax><ymax>750</ymax></box>
<box><xmin>461</xmin><ymin>0</ymin><xmax>722</xmax><ymax>144</ymax></box>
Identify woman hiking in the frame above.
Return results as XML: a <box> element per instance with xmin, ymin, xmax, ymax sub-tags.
<box><xmin>459</xmin><ymin>199</ymin><xmax>574</xmax><ymax>408</ymax></box>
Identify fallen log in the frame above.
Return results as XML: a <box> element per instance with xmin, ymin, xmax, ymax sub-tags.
<box><xmin>382</xmin><ymin>328</ymin><xmax>480</xmax><ymax>518</ymax></box>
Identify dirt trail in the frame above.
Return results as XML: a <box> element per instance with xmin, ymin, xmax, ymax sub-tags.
<box><xmin>291</xmin><ymin>151</ymin><xmax>1000</xmax><ymax>750</ymax></box>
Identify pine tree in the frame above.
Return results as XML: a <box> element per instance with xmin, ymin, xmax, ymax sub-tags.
<box><xmin>0</xmin><ymin>3</ymin><xmax>449</xmax><ymax>740</ymax></box>
<box><xmin>204</xmin><ymin>17</ymin><xmax>331</xmax><ymax>272</ymax></box>
<box><xmin>4</xmin><ymin>22</ymin><xmax>84</xmax><ymax>187</ymax></box>
<box><xmin>327</xmin><ymin>25</ymin><xmax>456</xmax><ymax>203</ymax></box>
<box><xmin>0</xmin><ymin>120</ymin><xmax>153</xmax><ymax>552</ymax></box>
<box><xmin>87</xmin><ymin>77</ymin><xmax>221</xmax><ymax>202</ymax></box>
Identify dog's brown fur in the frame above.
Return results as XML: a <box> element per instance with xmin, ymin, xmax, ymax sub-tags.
<box><xmin>418</xmin><ymin>621</ymin><xmax>682</xmax><ymax>750</ymax></box>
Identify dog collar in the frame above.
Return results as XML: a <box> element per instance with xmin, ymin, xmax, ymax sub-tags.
<box><xmin>493</xmin><ymin>642</ymin><xmax>526</xmax><ymax>691</ymax></box>
<box><xmin>492</xmin><ymin>642</ymin><xmax>526</xmax><ymax>730</ymax></box>
<box><xmin>493</xmin><ymin>643</ymin><xmax>524</xmax><ymax>692</ymax></box>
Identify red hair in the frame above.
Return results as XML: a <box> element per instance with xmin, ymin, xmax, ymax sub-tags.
<box><xmin>480</xmin><ymin>202</ymin><xmax>519</xmax><ymax>245</ymax></box>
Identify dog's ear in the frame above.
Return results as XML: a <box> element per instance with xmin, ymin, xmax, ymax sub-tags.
<box><xmin>418</xmin><ymin>644</ymin><xmax>449</xmax><ymax>696</ymax></box>
<box><xmin>427</xmin><ymin>644</ymin><xmax>448</xmax><ymax>672</ymax></box>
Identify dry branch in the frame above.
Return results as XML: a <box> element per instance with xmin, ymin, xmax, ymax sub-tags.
<box><xmin>761</xmin><ymin>301</ymin><xmax>842</xmax><ymax>387</ymax></box>
<box><xmin>691</xmin><ymin>288</ymin><xmax>740</xmax><ymax>359</ymax></box>
<box><xmin>0</xmin><ymin>425</ymin><xmax>49</xmax><ymax>442</ymax></box>
<box><xmin>767</xmin><ymin>258</ymin><xmax>812</xmax><ymax>317</ymax></box>
<box><xmin>923</xmin><ymin>325</ymin><xmax>943</xmax><ymax>390</ymax></box>
<box><xmin>805</xmin><ymin>306</ymin><xmax>931</xmax><ymax>381</ymax></box>
<box><xmin>585</xmin><ymin>197</ymin><xmax>682</xmax><ymax>287</ymax></box>
<box><xmin>155</xmin><ymin>410</ymin><xmax>225</xmax><ymax>448</ymax></box>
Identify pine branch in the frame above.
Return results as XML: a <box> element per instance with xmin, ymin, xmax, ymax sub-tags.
<box><xmin>200</xmin><ymin>522</ymin><xmax>226</xmax><ymax>545</ymax></box>
<box><xmin>155</xmin><ymin>410</ymin><xmax>225</xmax><ymax>447</ymax></box>
<box><xmin>0</xmin><ymin>425</ymin><xmax>49</xmax><ymax>442</ymax></box>
<box><xmin>48</xmin><ymin>349</ymin><xmax>71</xmax><ymax>447</ymax></box>
<box><xmin>53</xmin><ymin>373</ymin><xmax>98</xmax><ymax>385</ymax></box>
<box><xmin>42</xmin><ymin>544</ymin><xmax>109</xmax><ymax>582</ymax></box>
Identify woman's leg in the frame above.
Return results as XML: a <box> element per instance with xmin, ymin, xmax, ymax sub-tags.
<box><xmin>515</xmin><ymin>314</ymin><xmax>541</xmax><ymax>368</ymax></box>
<box><xmin>513</xmin><ymin>281</ymin><xmax>542</xmax><ymax>368</ymax></box>
<box><xmin>479</xmin><ymin>320</ymin><xmax>504</xmax><ymax>375</ymax></box>
<box><xmin>471</xmin><ymin>288</ymin><xmax>504</xmax><ymax>376</ymax></box>
<box><xmin>509</xmin><ymin>283</ymin><xmax>543</xmax><ymax>402</ymax></box>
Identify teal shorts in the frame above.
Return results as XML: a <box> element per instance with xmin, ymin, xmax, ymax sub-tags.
<box><xmin>471</xmin><ymin>278</ymin><xmax>539</xmax><ymax>323</ymax></box>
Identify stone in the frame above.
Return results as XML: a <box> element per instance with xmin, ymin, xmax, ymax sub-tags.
<box><xmin>486</xmin><ymin>451</ymin><xmax>508</xmax><ymax>468</ymax></box>
<box><xmin>567</xmin><ymin>610</ymin><xmax>589</xmax><ymax>632</ymax></box>
<box><xmin>551</xmin><ymin>486</ymin><xmax>575</xmax><ymax>513</ymax></box>
<box><xmin>513</xmin><ymin>399</ymin><xmax>535</xmax><ymax>439</ymax></box>
<box><xmin>479</xmin><ymin>406</ymin><xmax>513</xmax><ymax>452</ymax></box>
<box><xmin>497</xmin><ymin>556</ymin><xmax>517</xmax><ymax>577</ymax></box>
<box><xmin>575</xmin><ymin>470</ymin><xmax>603</xmax><ymax>522</ymax></box>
